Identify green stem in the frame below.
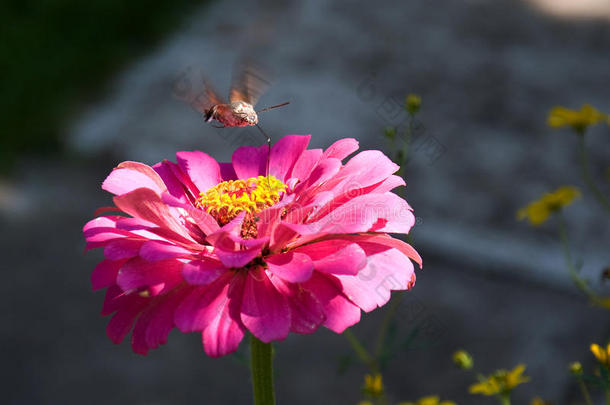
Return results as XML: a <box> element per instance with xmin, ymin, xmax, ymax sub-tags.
<box><xmin>578</xmin><ymin>379</ymin><xmax>593</xmax><ymax>405</ymax></box>
<box><xmin>578</xmin><ymin>133</ymin><xmax>610</xmax><ymax>213</ymax></box>
<box><xmin>250</xmin><ymin>336</ymin><xmax>275</xmax><ymax>405</ymax></box>
<box><xmin>557</xmin><ymin>213</ymin><xmax>598</xmax><ymax>301</ymax></box>
<box><xmin>396</xmin><ymin>117</ymin><xmax>414</xmax><ymax>179</ymax></box>
<box><xmin>344</xmin><ymin>328</ymin><xmax>379</xmax><ymax>374</ymax></box>
<box><xmin>374</xmin><ymin>291</ymin><xmax>405</xmax><ymax>360</ymax></box>
<box><xmin>344</xmin><ymin>330</ymin><xmax>391</xmax><ymax>405</ymax></box>
<box><xmin>498</xmin><ymin>394</ymin><xmax>511</xmax><ymax>405</ymax></box>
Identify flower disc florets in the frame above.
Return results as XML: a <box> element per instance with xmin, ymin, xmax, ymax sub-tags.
<box><xmin>197</xmin><ymin>175</ymin><xmax>286</xmax><ymax>237</ymax></box>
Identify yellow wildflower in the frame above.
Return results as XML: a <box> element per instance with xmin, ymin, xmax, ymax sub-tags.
<box><xmin>569</xmin><ymin>361</ymin><xmax>583</xmax><ymax>375</ymax></box>
<box><xmin>399</xmin><ymin>395</ymin><xmax>456</xmax><ymax>405</ymax></box>
<box><xmin>452</xmin><ymin>350</ymin><xmax>473</xmax><ymax>370</ymax></box>
<box><xmin>516</xmin><ymin>186</ymin><xmax>581</xmax><ymax>226</ymax></box>
<box><xmin>591</xmin><ymin>343</ymin><xmax>610</xmax><ymax>367</ymax></box>
<box><xmin>405</xmin><ymin>93</ymin><xmax>421</xmax><ymax>115</ymax></box>
<box><xmin>548</xmin><ymin>104</ymin><xmax>608</xmax><ymax>133</ymax></box>
<box><xmin>469</xmin><ymin>364</ymin><xmax>530</xmax><ymax>396</ymax></box>
<box><xmin>362</xmin><ymin>373</ymin><xmax>384</xmax><ymax>397</ymax></box>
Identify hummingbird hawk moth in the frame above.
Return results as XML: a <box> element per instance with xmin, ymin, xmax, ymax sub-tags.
<box><xmin>172</xmin><ymin>61</ymin><xmax>289</xmax><ymax>130</ymax></box>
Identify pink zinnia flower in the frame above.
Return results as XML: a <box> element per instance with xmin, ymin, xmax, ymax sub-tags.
<box><xmin>84</xmin><ymin>135</ymin><xmax>421</xmax><ymax>357</ymax></box>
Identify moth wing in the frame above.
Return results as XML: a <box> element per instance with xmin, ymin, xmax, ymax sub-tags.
<box><xmin>172</xmin><ymin>67</ymin><xmax>225</xmax><ymax>113</ymax></box>
<box><xmin>229</xmin><ymin>59</ymin><xmax>271</xmax><ymax>106</ymax></box>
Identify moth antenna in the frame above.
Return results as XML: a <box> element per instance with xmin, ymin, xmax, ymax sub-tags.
<box><xmin>257</xmin><ymin>101</ymin><xmax>290</xmax><ymax>113</ymax></box>
<box><xmin>255</xmin><ymin>124</ymin><xmax>272</xmax><ymax>177</ymax></box>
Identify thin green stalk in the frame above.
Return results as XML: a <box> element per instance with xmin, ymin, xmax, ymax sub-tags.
<box><xmin>577</xmin><ymin>379</ymin><xmax>593</xmax><ymax>405</ymax></box>
<box><xmin>344</xmin><ymin>328</ymin><xmax>379</xmax><ymax>374</ymax></box>
<box><xmin>344</xmin><ymin>329</ymin><xmax>391</xmax><ymax>405</ymax></box>
<box><xmin>374</xmin><ymin>291</ymin><xmax>405</xmax><ymax>360</ymax></box>
<box><xmin>396</xmin><ymin>117</ymin><xmax>414</xmax><ymax>180</ymax></box>
<box><xmin>578</xmin><ymin>133</ymin><xmax>610</xmax><ymax>213</ymax></box>
<box><xmin>557</xmin><ymin>213</ymin><xmax>598</xmax><ymax>301</ymax></box>
<box><xmin>250</xmin><ymin>336</ymin><xmax>275</xmax><ymax>405</ymax></box>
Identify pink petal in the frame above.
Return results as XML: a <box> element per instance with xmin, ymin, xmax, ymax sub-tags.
<box><xmin>168</xmin><ymin>159</ymin><xmax>201</xmax><ymax>199</ymax></box>
<box><xmin>295</xmin><ymin>240</ymin><xmax>367</xmax><ymax>275</ymax></box>
<box><xmin>202</xmin><ymin>273</ymin><xmax>246</xmax><ymax>357</ymax></box>
<box><xmin>307</xmin><ymin>176</ymin><xmax>408</xmax><ymax>224</ymax></box>
<box><xmin>219</xmin><ymin>162</ymin><xmax>237</xmax><ymax>180</ymax></box>
<box><xmin>304</xmin><ymin>192</ymin><xmax>415</xmax><ymax>235</ymax></box>
<box><xmin>104</xmin><ymin>239</ymin><xmax>144</xmax><ymax>260</ymax></box>
<box><xmin>176</xmin><ymin>151</ymin><xmax>222</xmax><ymax>194</ymax></box>
<box><xmin>102</xmin><ymin>285</ymin><xmax>126</xmax><ymax>316</ymax></box>
<box><xmin>269</xmin><ymin>135</ymin><xmax>311</xmax><ymax>181</ymax></box>
<box><xmin>323</xmin><ymin>138</ymin><xmax>359</xmax><ymax>160</ymax></box>
<box><xmin>91</xmin><ymin>259</ymin><xmax>127</xmax><ymax>291</ymax></box>
<box><xmin>293</xmin><ymin>158</ymin><xmax>342</xmax><ymax>198</ymax></box>
<box><xmin>131</xmin><ymin>288</ymin><xmax>187</xmax><ymax>354</ymax></box>
<box><xmin>84</xmin><ymin>215</ymin><xmax>120</xmax><ymax>232</ymax></box>
<box><xmin>369</xmin><ymin>175</ymin><xmax>406</xmax><ymax>193</ymax></box>
<box><xmin>174</xmin><ymin>272</ymin><xmax>234</xmax><ymax>332</ymax></box>
<box><xmin>102</xmin><ymin>161</ymin><xmax>166</xmax><ymax>196</ymax></box>
<box><xmin>206</xmin><ymin>211</ymin><xmax>246</xmax><ymax>239</ymax></box>
<box><xmin>153</xmin><ymin>160</ymin><xmax>189</xmax><ymax>202</ymax></box>
<box><xmin>114</xmin><ymin>217</ymin><xmax>177</xmax><ymax>243</ymax></box>
<box><xmin>93</xmin><ymin>206</ymin><xmax>122</xmax><ymax>217</ymax></box>
<box><xmin>207</xmin><ymin>224</ymin><xmax>268</xmax><ymax>268</ymax></box>
<box><xmin>161</xmin><ymin>192</ymin><xmax>220</xmax><ymax>236</ymax></box>
<box><xmin>335</xmin><ymin>246</ymin><xmax>415</xmax><ymax>312</ymax></box>
<box><xmin>256</xmin><ymin>205</ymin><xmax>283</xmax><ymax>240</ymax></box>
<box><xmin>116</xmin><ymin>258</ymin><xmax>183</xmax><ymax>293</ymax></box>
<box><xmin>340</xmin><ymin>150</ymin><xmax>399</xmax><ymax>184</ymax></box>
<box><xmin>106</xmin><ymin>295</ymin><xmax>148</xmax><ymax>344</ymax></box>
<box><xmin>290</xmin><ymin>149</ymin><xmax>322</xmax><ymax>181</ymax></box>
<box><xmin>115</xmin><ymin>217</ymin><xmax>157</xmax><ymax>231</ymax></box>
<box><xmin>266</xmin><ymin>252</ymin><xmax>314</xmax><ymax>283</ymax></box>
<box><xmin>331</xmin><ymin>233</ymin><xmax>422</xmax><ymax>268</ymax></box>
<box><xmin>84</xmin><ymin>226</ymin><xmax>133</xmax><ymax>243</ymax></box>
<box><xmin>182</xmin><ymin>259</ymin><xmax>227</xmax><ymax>285</ymax></box>
<box><xmin>269</xmin><ymin>274</ymin><xmax>325</xmax><ymax>334</ymax></box>
<box><xmin>270</xmin><ymin>223</ymin><xmax>299</xmax><ymax>252</ymax></box>
<box><xmin>232</xmin><ymin>144</ymin><xmax>269</xmax><ymax>179</ymax></box>
<box><xmin>301</xmin><ymin>273</ymin><xmax>361</xmax><ymax>333</ymax></box>
<box><xmin>113</xmin><ymin>188</ymin><xmax>192</xmax><ymax>241</ymax></box>
<box><xmin>240</xmin><ymin>268</ymin><xmax>291</xmax><ymax>342</ymax></box>
<box><xmin>139</xmin><ymin>240</ymin><xmax>192</xmax><ymax>261</ymax></box>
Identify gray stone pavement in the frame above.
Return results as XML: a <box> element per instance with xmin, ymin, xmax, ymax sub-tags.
<box><xmin>3</xmin><ymin>0</ymin><xmax>610</xmax><ymax>403</ymax></box>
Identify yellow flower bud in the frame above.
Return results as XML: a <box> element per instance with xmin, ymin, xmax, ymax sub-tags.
<box><xmin>452</xmin><ymin>350</ymin><xmax>473</xmax><ymax>370</ymax></box>
<box><xmin>569</xmin><ymin>362</ymin><xmax>583</xmax><ymax>376</ymax></box>
<box><xmin>384</xmin><ymin>126</ymin><xmax>397</xmax><ymax>140</ymax></box>
<box><xmin>405</xmin><ymin>93</ymin><xmax>421</xmax><ymax>115</ymax></box>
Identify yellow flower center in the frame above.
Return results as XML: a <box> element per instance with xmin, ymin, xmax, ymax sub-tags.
<box><xmin>197</xmin><ymin>175</ymin><xmax>286</xmax><ymax>226</ymax></box>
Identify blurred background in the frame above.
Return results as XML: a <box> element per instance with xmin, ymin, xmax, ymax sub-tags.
<box><xmin>2</xmin><ymin>0</ymin><xmax>610</xmax><ymax>403</ymax></box>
